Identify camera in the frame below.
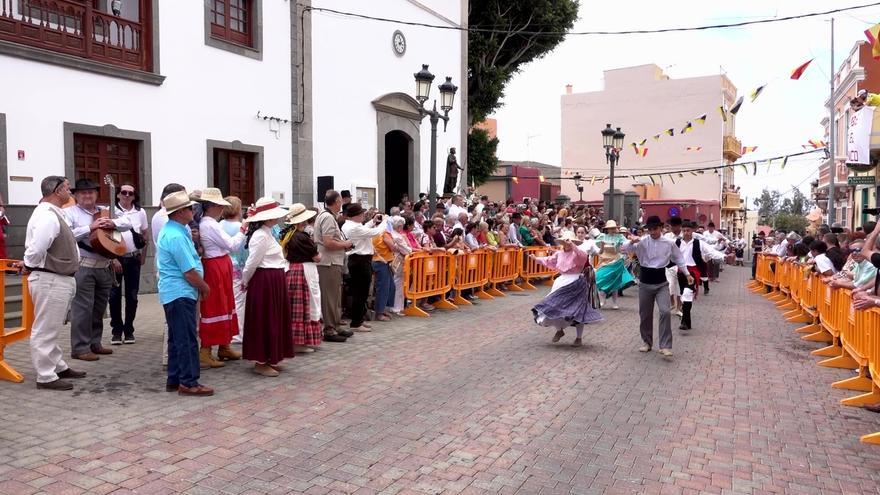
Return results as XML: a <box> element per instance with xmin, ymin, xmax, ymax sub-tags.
<box><xmin>863</xmin><ymin>207</ymin><xmax>880</xmax><ymax>216</ymax></box>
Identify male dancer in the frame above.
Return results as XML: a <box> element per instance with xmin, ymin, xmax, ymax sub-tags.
<box><xmin>663</xmin><ymin>217</ymin><xmax>683</xmax><ymax>317</ymax></box>
<box><xmin>622</xmin><ymin>216</ymin><xmax>692</xmax><ymax>357</ymax></box>
<box><xmin>675</xmin><ymin>221</ymin><xmax>725</xmax><ymax>330</ymax></box>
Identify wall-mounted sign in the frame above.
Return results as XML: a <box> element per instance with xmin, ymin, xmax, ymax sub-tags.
<box><xmin>847</xmin><ymin>175</ymin><xmax>876</xmax><ymax>186</ymax></box>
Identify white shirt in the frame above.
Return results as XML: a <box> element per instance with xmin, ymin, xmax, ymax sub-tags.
<box><xmin>199</xmin><ymin>216</ymin><xmax>245</xmax><ymax>259</ymax></box>
<box><xmin>447</xmin><ymin>203</ymin><xmax>467</xmax><ymax>219</ymax></box>
<box><xmin>662</xmin><ymin>232</ymin><xmax>680</xmax><ymax>242</ymax></box>
<box><xmin>24</xmin><ymin>202</ymin><xmax>80</xmax><ymax>269</ymax></box>
<box><xmin>622</xmin><ymin>235</ymin><xmax>687</xmax><ymax>271</ymax></box>
<box><xmin>578</xmin><ymin>239</ymin><xmax>600</xmax><ymax>256</ymax></box>
<box><xmin>64</xmin><ymin>204</ymin><xmax>132</xmax><ymax>259</ymax></box>
<box><xmin>341</xmin><ymin>219</ymin><xmax>385</xmax><ymax>256</ymax></box>
<box><xmin>702</xmin><ymin>230</ymin><xmax>725</xmax><ymax>245</ymax></box>
<box><xmin>677</xmin><ymin>237</ymin><xmax>724</xmax><ymax>266</ymax></box>
<box><xmin>814</xmin><ymin>253</ymin><xmax>835</xmax><ymax>275</ymax></box>
<box><xmin>116</xmin><ymin>204</ymin><xmax>148</xmax><ymax>254</ymax></box>
<box><xmin>774</xmin><ymin>239</ymin><xmax>789</xmax><ymax>257</ymax></box>
<box><xmin>242</xmin><ymin>226</ymin><xmax>287</xmax><ymax>285</ymax></box>
<box><xmin>151</xmin><ymin>207</ymin><xmax>169</xmax><ymax>244</ymax></box>
<box><xmin>475</xmin><ymin>202</ymin><xmax>486</xmax><ymax>217</ymax></box>
<box><xmin>508</xmin><ymin>223</ymin><xmax>521</xmax><ymax>246</ymax></box>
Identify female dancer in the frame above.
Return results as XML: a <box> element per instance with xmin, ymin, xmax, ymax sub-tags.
<box><xmin>530</xmin><ymin>231</ymin><xmax>603</xmax><ymax>347</ymax></box>
<box><xmin>594</xmin><ymin>220</ymin><xmax>635</xmax><ymax>309</ymax></box>
<box><xmin>283</xmin><ymin>204</ymin><xmax>322</xmax><ymax>354</ymax></box>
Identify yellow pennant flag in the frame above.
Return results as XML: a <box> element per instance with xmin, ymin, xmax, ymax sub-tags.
<box><xmin>865</xmin><ymin>22</ymin><xmax>880</xmax><ymax>60</ymax></box>
<box><xmin>717</xmin><ymin>106</ymin><xmax>728</xmax><ymax>122</ymax></box>
<box><xmin>639</xmin><ymin>138</ymin><xmax>647</xmax><ymax>146</ymax></box>
<box><xmin>750</xmin><ymin>85</ymin><xmax>766</xmax><ymax>103</ymax></box>
<box><xmin>695</xmin><ymin>114</ymin><xmax>707</xmax><ymax>124</ymax></box>
<box><xmin>649</xmin><ymin>176</ymin><xmax>656</xmax><ymax>185</ymax></box>
<box><xmin>653</xmin><ymin>134</ymin><xmax>661</xmax><ymax>141</ymax></box>
<box><xmin>781</xmin><ymin>156</ymin><xmax>789</xmax><ymax>169</ymax></box>
<box><xmin>681</xmin><ymin>122</ymin><xmax>693</xmax><ymax>134</ymax></box>
<box><xmin>590</xmin><ymin>176</ymin><xmax>596</xmax><ymax>185</ymax></box>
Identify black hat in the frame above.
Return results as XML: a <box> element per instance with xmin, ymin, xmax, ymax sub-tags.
<box><xmin>71</xmin><ymin>178</ymin><xmax>100</xmax><ymax>192</ymax></box>
<box><xmin>340</xmin><ymin>189</ymin><xmax>351</xmax><ymax>198</ymax></box>
<box><xmin>346</xmin><ymin>203</ymin><xmax>365</xmax><ymax>217</ymax></box>
<box><xmin>645</xmin><ymin>215</ymin><xmax>663</xmax><ymax>228</ymax></box>
<box><xmin>667</xmin><ymin>216</ymin><xmax>682</xmax><ymax>226</ymax></box>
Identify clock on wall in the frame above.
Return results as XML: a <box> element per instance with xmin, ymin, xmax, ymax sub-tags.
<box><xmin>392</xmin><ymin>30</ymin><xmax>406</xmax><ymax>56</ymax></box>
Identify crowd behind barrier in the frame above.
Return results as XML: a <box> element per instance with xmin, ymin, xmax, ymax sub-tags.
<box><xmin>750</xmin><ymin>253</ymin><xmax>880</xmax><ymax>445</ymax></box>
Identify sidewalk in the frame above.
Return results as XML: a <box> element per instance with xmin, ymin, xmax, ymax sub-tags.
<box><xmin>0</xmin><ymin>266</ymin><xmax>879</xmax><ymax>494</ymax></box>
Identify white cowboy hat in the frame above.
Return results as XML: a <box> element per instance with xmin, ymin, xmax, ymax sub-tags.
<box><xmin>285</xmin><ymin>203</ymin><xmax>317</xmax><ymax>225</ymax></box>
<box><xmin>558</xmin><ymin>230</ymin><xmax>579</xmax><ymax>243</ymax></box>
<box><xmin>199</xmin><ymin>187</ymin><xmax>231</xmax><ymax>206</ymax></box>
<box><xmin>163</xmin><ymin>190</ymin><xmax>197</xmax><ymax>214</ymax></box>
<box><xmin>243</xmin><ymin>197</ymin><xmax>289</xmax><ymax>223</ymax></box>
<box><xmin>603</xmin><ymin>220</ymin><xmax>619</xmax><ymax>230</ymax></box>
<box><xmin>618</xmin><ymin>226</ymin><xmax>628</xmax><ymax>234</ymax></box>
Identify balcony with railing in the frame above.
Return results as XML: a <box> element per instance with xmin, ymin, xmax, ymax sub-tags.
<box><xmin>0</xmin><ymin>0</ymin><xmax>153</xmax><ymax>74</ymax></box>
<box><xmin>723</xmin><ymin>135</ymin><xmax>742</xmax><ymax>160</ymax></box>
<box><xmin>722</xmin><ymin>191</ymin><xmax>742</xmax><ymax>211</ymax></box>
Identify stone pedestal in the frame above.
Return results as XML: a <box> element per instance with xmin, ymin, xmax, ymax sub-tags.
<box><xmin>603</xmin><ymin>189</ymin><xmax>625</xmax><ymax>225</ymax></box>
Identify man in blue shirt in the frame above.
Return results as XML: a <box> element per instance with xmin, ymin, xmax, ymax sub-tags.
<box><xmin>157</xmin><ymin>190</ymin><xmax>212</xmax><ymax>396</ymax></box>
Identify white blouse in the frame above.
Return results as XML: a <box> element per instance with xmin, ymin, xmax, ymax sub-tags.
<box><xmin>200</xmin><ymin>216</ymin><xmax>245</xmax><ymax>259</ymax></box>
<box><xmin>242</xmin><ymin>226</ymin><xmax>288</xmax><ymax>285</ymax></box>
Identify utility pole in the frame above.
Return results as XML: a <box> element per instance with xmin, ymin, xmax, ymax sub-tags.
<box><xmin>828</xmin><ymin>17</ymin><xmax>836</xmax><ymax>225</ymax></box>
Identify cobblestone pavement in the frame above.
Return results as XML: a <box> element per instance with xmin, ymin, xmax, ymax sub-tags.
<box><xmin>1</xmin><ymin>265</ymin><xmax>879</xmax><ymax>495</ymax></box>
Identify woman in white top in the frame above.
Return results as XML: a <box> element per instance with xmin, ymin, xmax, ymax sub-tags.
<box><xmin>241</xmin><ymin>198</ymin><xmax>293</xmax><ymax>377</ymax></box>
<box><xmin>197</xmin><ymin>188</ymin><xmax>246</xmax><ymax>368</ymax></box>
<box><xmin>109</xmin><ymin>183</ymin><xmax>150</xmax><ymax>345</ymax></box>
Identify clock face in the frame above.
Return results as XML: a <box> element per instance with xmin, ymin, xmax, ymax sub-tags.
<box><xmin>392</xmin><ymin>30</ymin><xmax>406</xmax><ymax>56</ymax></box>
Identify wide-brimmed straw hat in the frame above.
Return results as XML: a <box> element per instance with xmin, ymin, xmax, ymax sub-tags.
<box><xmin>199</xmin><ymin>188</ymin><xmax>231</xmax><ymax>206</ymax></box>
<box><xmin>603</xmin><ymin>220</ymin><xmax>619</xmax><ymax>231</ymax></box>
<box><xmin>243</xmin><ymin>197</ymin><xmax>288</xmax><ymax>223</ymax></box>
<box><xmin>285</xmin><ymin>203</ymin><xmax>317</xmax><ymax>225</ymax></box>
<box><xmin>558</xmin><ymin>230</ymin><xmax>579</xmax><ymax>243</ymax></box>
<box><xmin>163</xmin><ymin>190</ymin><xmax>198</xmax><ymax>214</ymax></box>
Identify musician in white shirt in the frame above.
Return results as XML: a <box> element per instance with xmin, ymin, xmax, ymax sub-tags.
<box><xmin>64</xmin><ymin>178</ymin><xmax>131</xmax><ymax>362</ymax></box>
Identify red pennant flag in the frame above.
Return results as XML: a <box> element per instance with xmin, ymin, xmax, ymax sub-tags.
<box><xmin>741</xmin><ymin>146</ymin><xmax>758</xmax><ymax>154</ymax></box>
<box><xmin>790</xmin><ymin>59</ymin><xmax>813</xmax><ymax>80</ymax></box>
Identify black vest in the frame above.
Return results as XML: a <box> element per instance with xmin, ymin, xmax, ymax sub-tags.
<box><xmin>676</xmin><ymin>237</ymin><xmax>707</xmax><ymax>277</ymax></box>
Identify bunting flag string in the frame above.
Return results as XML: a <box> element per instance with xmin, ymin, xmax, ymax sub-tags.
<box><xmin>680</xmin><ymin>122</ymin><xmax>694</xmax><ymax>134</ymax></box>
<box><xmin>749</xmin><ymin>85</ymin><xmax>766</xmax><ymax>102</ymax></box>
<box><xmin>790</xmin><ymin>58</ymin><xmax>814</xmax><ymax>80</ymax></box>
<box><xmin>718</xmin><ymin>105</ymin><xmax>728</xmax><ymax>122</ymax></box>
<box><xmin>866</xmin><ymin>22</ymin><xmax>880</xmax><ymax>61</ymax></box>
<box><xmin>685</xmin><ymin>146</ymin><xmax>702</xmax><ymax>152</ymax></box>
<box><xmin>695</xmin><ymin>114</ymin><xmax>707</xmax><ymax>124</ymax></box>
<box><xmin>803</xmin><ymin>139</ymin><xmax>827</xmax><ymax>149</ymax></box>
<box><xmin>742</xmin><ymin>145</ymin><xmax>758</xmax><ymax>154</ymax></box>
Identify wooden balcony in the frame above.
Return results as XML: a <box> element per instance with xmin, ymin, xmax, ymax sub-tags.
<box><xmin>722</xmin><ymin>191</ymin><xmax>742</xmax><ymax>211</ymax></box>
<box><xmin>723</xmin><ymin>135</ymin><xmax>741</xmax><ymax>160</ymax></box>
<box><xmin>0</xmin><ymin>0</ymin><xmax>151</xmax><ymax>72</ymax></box>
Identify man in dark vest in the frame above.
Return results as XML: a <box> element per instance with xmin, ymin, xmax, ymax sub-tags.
<box><xmin>21</xmin><ymin>176</ymin><xmax>86</xmax><ymax>390</ymax></box>
<box><xmin>675</xmin><ymin>221</ymin><xmax>725</xmax><ymax>330</ymax></box>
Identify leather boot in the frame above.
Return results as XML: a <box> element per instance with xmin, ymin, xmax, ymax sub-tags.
<box><xmin>217</xmin><ymin>345</ymin><xmax>242</xmax><ymax>361</ymax></box>
<box><xmin>199</xmin><ymin>347</ymin><xmax>225</xmax><ymax>368</ymax></box>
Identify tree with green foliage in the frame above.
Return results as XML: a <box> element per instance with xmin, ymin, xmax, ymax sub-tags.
<box><xmin>778</xmin><ymin>188</ymin><xmax>812</xmax><ymax>216</ymax></box>
<box><xmin>774</xmin><ymin>212</ymin><xmax>809</xmax><ymax>234</ymax></box>
<box><xmin>753</xmin><ymin>188</ymin><xmax>780</xmax><ymax>223</ymax></box>
<box><xmin>467</xmin><ymin>128</ymin><xmax>499</xmax><ymax>187</ymax></box>
<box><xmin>468</xmin><ymin>0</ymin><xmax>580</xmax><ymax>126</ymax></box>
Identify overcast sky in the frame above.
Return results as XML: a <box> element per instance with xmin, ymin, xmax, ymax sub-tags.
<box><xmin>491</xmin><ymin>0</ymin><xmax>879</xmax><ymax>208</ymax></box>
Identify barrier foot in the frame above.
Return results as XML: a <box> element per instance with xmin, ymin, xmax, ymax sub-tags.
<box><xmin>818</xmin><ymin>353</ymin><xmax>858</xmax><ymax>370</ymax></box>
<box><xmin>475</xmin><ymin>290</ymin><xmax>494</xmax><ymax>300</ymax></box>
<box><xmin>840</xmin><ymin>390</ymin><xmax>880</xmax><ymax>407</ymax></box>
<box><xmin>433</xmin><ymin>299</ymin><xmax>458</xmax><ymax>311</ymax></box>
<box><xmin>861</xmin><ymin>432</ymin><xmax>880</xmax><ymax>445</ymax></box>
<box><xmin>486</xmin><ymin>285</ymin><xmax>505</xmax><ymax>297</ymax></box>
<box><xmin>520</xmin><ymin>281</ymin><xmax>537</xmax><ymax>290</ymax></box>
<box><xmin>776</xmin><ymin>300</ymin><xmax>796</xmax><ymax>310</ymax></box>
<box><xmin>452</xmin><ymin>294</ymin><xmax>472</xmax><ymax>306</ymax></box>
<box><xmin>765</xmin><ymin>292</ymin><xmax>785</xmax><ymax>301</ymax></box>
<box><xmin>506</xmin><ymin>283</ymin><xmax>524</xmax><ymax>292</ymax></box>
<box><xmin>784</xmin><ymin>311</ymin><xmax>811</xmax><ymax>323</ymax></box>
<box><xmin>749</xmin><ymin>284</ymin><xmax>765</xmax><ymax>293</ymax></box>
<box><xmin>403</xmin><ymin>305</ymin><xmax>430</xmax><ymax>318</ymax></box>
<box><xmin>795</xmin><ymin>323</ymin><xmax>820</xmax><ymax>334</ymax></box>
<box><xmin>802</xmin><ymin>329</ymin><xmax>833</xmax><ymax>343</ymax></box>
<box><xmin>0</xmin><ymin>359</ymin><xmax>24</xmax><ymax>383</ymax></box>
<box><xmin>541</xmin><ymin>279</ymin><xmax>554</xmax><ymax>286</ymax></box>
<box><xmin>811</xmin><ymin>344</ymin><xmax>841</xmax><ymax>358</ymax></box>
<box><xmin>832</xmin><ymin>374</ymin><xmax>873</xmax><ymax>393</ymax></box>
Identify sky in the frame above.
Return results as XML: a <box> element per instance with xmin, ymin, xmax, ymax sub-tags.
<box><xmin>490</xmin><ymin>0</ymin><xmax>880</xmax><ymax>208</ymax></box>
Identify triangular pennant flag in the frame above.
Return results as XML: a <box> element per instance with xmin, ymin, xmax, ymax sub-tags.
<box><xmin>668</xmin><ymin>174</ymin><xmax>675</xmax><ymax>184</ymax></box>
<box><xmin>639</xmin><ymin>139</ymin><xmax>647</xmax><ymax>146</ymax></box>
<box><xmin>741</xmin><ymin>146</ymin><xmax>758</xmax><ymax>154</ymax></box>
<box><xmin>766</xmin><ymin>160</ymin><xmax>772</xmax><ymax>172</ymax></box>
<box><xmin>678</xmin><ymin>173</ymin><xmax>684</xmax><ymax>178</ymax></box>
<box><xmin>639</xmin><ymin>148</ymin><xmax>649</xmax><ymax>157</ymax></box>
<box><xmin>865</xmin><ymin>22</ymin><xmax>880</xmax><ymax>60</ymax></box>
<box><xmin>649</xmin><ymin>175</ymin><xmax>656</xmax><ymax>185</ymax></box>
<box><xmin>659</xmin><ymin>175</ymin><xmax>665</xmax><ymax>186</ymax></box>
<box><xmin>695</xmin><ymin>114</ymin><xmax>707</xmax><ymax>124</ymax></box>
<box><xmin>730</xmin><ymin>96</ymin><xmax>744</xmax><ymax>115</ymax></box>
<box><xmin>590</xmin><ymin>176</ymin><xmax>596</xmax><ymax>185</ymax></box>
<box><xmin>739</xmin><ymin>163</ymin><xmax>748</xmax><ymax>173</ymax></box>
<box><xmin>713</xmin><ymin>169</ymin><xmax>719</xmax><ymax>174</ymax></box>
<box><xmin>681</xmin><ymin>122</ymin><xmax>693</xmax><ymax>134</ymax></box>
<box><xmin>686</xmin><ymin>146</ymin><xmax>702</xmax><ymax>152</ymax></box>
<box><xmin>631</xmin><ymin>143</ymin><xmax>639</xmax><ymax>155</ymax></box>
<box><xmin>718</xmin><ymin>106</ymin><xmax>728</xmax><ymax>122</ymax></box>
<box><xmin>781</xmin><ymin>156</ymin><xmax>789</xmax><ymax>169</ymax></box>
<box><xmin>665</xmin><ymin>128</ymin><xmax>674</xmax><ymax>136</ymax></box>
<box><xmin>750</xmin><ymin>85</ymin><xmax>766</xmax><ymax>103</ymax></box>
<box><xmin>805</xmin><ymin>139</ymin><xmax>827</xmax><ymax>149</ymax></box>
<box><xmin>790</xmin><ymin>59</ymin><xmax>814</xmax><ymax>80</ymax></box>
<box><xmin>653</xmin><ymin>134</ymin><xmax>661</xmax><ymax>141</ymax></box>
<box><xmin>752</xmin><ymin>163</ymin><xmax>757</xmax><ymax>175</ymax></box>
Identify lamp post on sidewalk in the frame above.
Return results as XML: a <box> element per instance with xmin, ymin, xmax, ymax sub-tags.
<box><xmin>413</xmin><ymin>64</ymin><xmax>458</xmax><ymax>215</ymax></box>
<box><xmin>572</xmin><ymin>172</ymin><xmax>584</xmax><ymax>202</ymax></box>
<box><xmin>601</xmin><ymin>124</ymin><xmax>625</xmax><ymax>223</ymax></box>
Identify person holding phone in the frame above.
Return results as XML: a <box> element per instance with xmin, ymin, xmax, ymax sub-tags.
<box><xmin>341</xmin><ymin>204</ymin><xmax>385</xmax><ymax>331</ymax></box>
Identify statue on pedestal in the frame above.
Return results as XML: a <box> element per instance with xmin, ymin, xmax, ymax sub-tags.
<box><xmin>443</xmin><ymin>147</ymin><xmax>462</xmax><ymax>195</ymax></box>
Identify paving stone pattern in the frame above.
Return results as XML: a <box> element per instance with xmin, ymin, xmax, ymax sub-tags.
<box><xmin>1</xmin><ymin>266</ymin><xmax>879</xmax><ymax>494</ymax></box>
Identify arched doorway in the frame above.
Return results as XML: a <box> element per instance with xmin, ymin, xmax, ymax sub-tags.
<box><xmin>384</xmin><ymin>130</ymin><xmax>412</xmax><ymax>210</ymax></box>
<box><xmin>372</xmin><ymin>92</ymin><xmax>421</xmax><ymax>212</ymax></box>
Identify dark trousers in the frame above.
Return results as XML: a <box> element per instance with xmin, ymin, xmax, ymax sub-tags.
<box><xmin>164</xmin><ymin>297</ymin><xmax>200</xmax><ymax>388</ymax></box>
<box><xmin>110</xmin><ymin>255</ymin><xmax>141</xmax><ymax>337</ymax></box>
<box><xmin>347</xmin><ymin>255</ymin><xmax>373</xmax><ymax>327</ymax></box>
<box><xmin>678</xmin><ymin>273</ymin><xmax>695</xmax><ymax>329</ymax></box>
<box><xmin>71</xmin><ymin>265</ymin><xmax>113</xmax><ymax>355</ymax></box>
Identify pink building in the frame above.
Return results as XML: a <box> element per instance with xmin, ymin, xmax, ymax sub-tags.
<box><xmin>561</xmin><ymin>65</ymin><xmax>743</xmax><ymax>230</ymax></box>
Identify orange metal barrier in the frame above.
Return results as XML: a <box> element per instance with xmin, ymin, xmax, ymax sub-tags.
<box><xmin>519</xmin><ymin>246</ymin><xmax>559</xmax><ymax>290</ymax></box>
<box><xmin>0</xmin><ymin>260</ymin><xmax>34</xmax><ymax>383</ymax></box>
<box><xmin>450</xmin><ymin>249</ymin><xmax>494</xmax><ymax>305</ymax></box>
<box><xmin>402</xmin><ymin>251</ymin><xmax>457</xmax><ymax>317</ymax></box>
<box><xmin>486</xmin><ymin>247</ymin><xmax>523</xmax><ymax>296</ymax></box>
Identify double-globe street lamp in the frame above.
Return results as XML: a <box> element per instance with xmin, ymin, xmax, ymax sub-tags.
<box><xmin>413</xmin><ymin>64</ymin><xmax>458</xmax><ymax>214</ymax></box>
<box><xmin>601</xmin><ymin>124</ymin><xmax>625</xmax><ymax>223</ymax></box>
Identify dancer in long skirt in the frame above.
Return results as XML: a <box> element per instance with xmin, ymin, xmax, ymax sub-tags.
<box><xmin>530</xmin><ymin>231</ymin><xmax>603</xmax><ymax>347</ymax></box>
<box><xmin>283</xmin><ymin>204</ymin><xmax>323</xmax><ymax>354</ymax></box>
<box><xmin>241</xmin><ymin>198</ymin><xmax>294</xmax><ymax>377</ymax></box>
<box><xmin>594</xmin><ymin>220</ymin><xmax>636</xmax><ymax>309</ymax></box>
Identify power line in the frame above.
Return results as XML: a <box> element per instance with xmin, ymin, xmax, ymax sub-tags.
<box><xmin>304</xmin><ymin>2</ymin><xmax>880</xmax><ymax>36</ymax></box>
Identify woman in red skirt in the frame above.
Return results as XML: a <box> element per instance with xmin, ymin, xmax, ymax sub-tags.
<box><xmin>282</xmin><ymin>204</ymin><xmax>322</xmax><ymax>353</ymax></box>
<box><xmin>241</xmin><ymin>198</ymin><xmax>293</xmax><ymax>377</ymax></box>
<box><xmin>197</xmin><ymin>188</ymin><xmax>246</xmax><ymax>368</ymax></box>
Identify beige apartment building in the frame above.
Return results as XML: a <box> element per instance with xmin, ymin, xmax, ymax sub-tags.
<box><xmin>561</xmin><ymin>64</ymin><xmax>744</xmax><ymax>231</ymax></box>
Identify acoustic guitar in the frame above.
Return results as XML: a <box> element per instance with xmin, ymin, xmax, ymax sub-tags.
<box><xmin>88</xmin><ymin>175</ymin><xmax>127</xmax><ymax>258</ymax></box>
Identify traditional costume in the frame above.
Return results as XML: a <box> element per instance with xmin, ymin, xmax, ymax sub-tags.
<box><xmin>283</xmin><ymin>204</ymin><xmax>323</xmax><ymax>351</ymax></box>
<box><xmin>594</xmin><ymin>220</ymin><xmax>636</xmax><ymax>309</ymax></box>
<box><xmin>674</xmin><ymin>223</ymin><xmax>725</xmax><ymax>330</ymax></box>
<box><xmin>531</xmin><ymin>232</ymin><xmax>603</xmax><ymax>347</ymax></box>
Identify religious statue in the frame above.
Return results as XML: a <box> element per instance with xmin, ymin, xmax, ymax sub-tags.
<box><xmin>443</xmin><ymin>147</ymin><xmax>463</xmax><ymax>195</ymax></box>
<box><xmin>111</xmin><ymin>0</ymin><xmax>123</xmax><ymax>16</ymax></box>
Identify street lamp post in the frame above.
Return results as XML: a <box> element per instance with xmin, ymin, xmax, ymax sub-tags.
<box><xmin>413</xmin><ymin>64</ymin><xmax>458</xmax><ymax>215</ymax></box>
<box><xmin>572</xmin><ymin>172</ymin><xmax>584</xmax><ymax>202</ymax></box>
<box><xmin>601</xmin><ymin>124</ymin><xmax>625</xmax><ymax>223</ymax></box>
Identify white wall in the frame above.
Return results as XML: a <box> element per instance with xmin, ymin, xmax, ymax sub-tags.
<box><xmin>311</xmin><ymin>0</ymin><xmax>463</xmax><ymax>205</ymax></box>
<box><xmin>0</xmin><ymin>0</ymin><xmax>293</xmax><ymax>205</ymax></box>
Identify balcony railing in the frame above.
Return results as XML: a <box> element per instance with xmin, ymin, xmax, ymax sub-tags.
<box><xmin>723</xmin><ymin>135</ymin><xmax>742</xmax><ymax>159</ymax></box>
<box><xmin>722</xmin><ymin>191</ymin><xmax>742</xmax><ymax>210</ymax></box>
<box><xmin>0</xmin><ymin>0</ymin><xmax>150</xmax><ymax>72</ymax></box>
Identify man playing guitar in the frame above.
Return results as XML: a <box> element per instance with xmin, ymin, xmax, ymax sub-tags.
<box><xmin>64</xmin><ymin>178</ymin><xmax>132</xmax><ymax>361</ymax></box>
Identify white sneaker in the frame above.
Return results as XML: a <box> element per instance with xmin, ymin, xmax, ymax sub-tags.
<box><xmin>612</xmin><ymin>304</ymin><xmax>619</xmax><ymax>310</ymax></box>
<box><xmin>658</xmin><ymin>348</ymin><xmax>673</xmax><ymax>357</ymax></box>
<box><xmin>674</xmin><ymin>309</ymin><xmax>683</xmax><ymax>317</ymax></box>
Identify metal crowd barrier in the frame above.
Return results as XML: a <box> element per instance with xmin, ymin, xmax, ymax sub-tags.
<box><xmin>0</xmin><ymin>260</ymin><xmax>34</xmax><ymax>383</ymax></box>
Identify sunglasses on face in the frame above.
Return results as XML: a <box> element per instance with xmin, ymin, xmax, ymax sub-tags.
<box><xmin>851</xmin><ymin>248</ymin><xmax>863</xmax><ymax>253</ymax></box>
<box><xmin>119</xmin><ymin>190</ymin><xmax>135</xmax><ymax>196</ymax></box>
